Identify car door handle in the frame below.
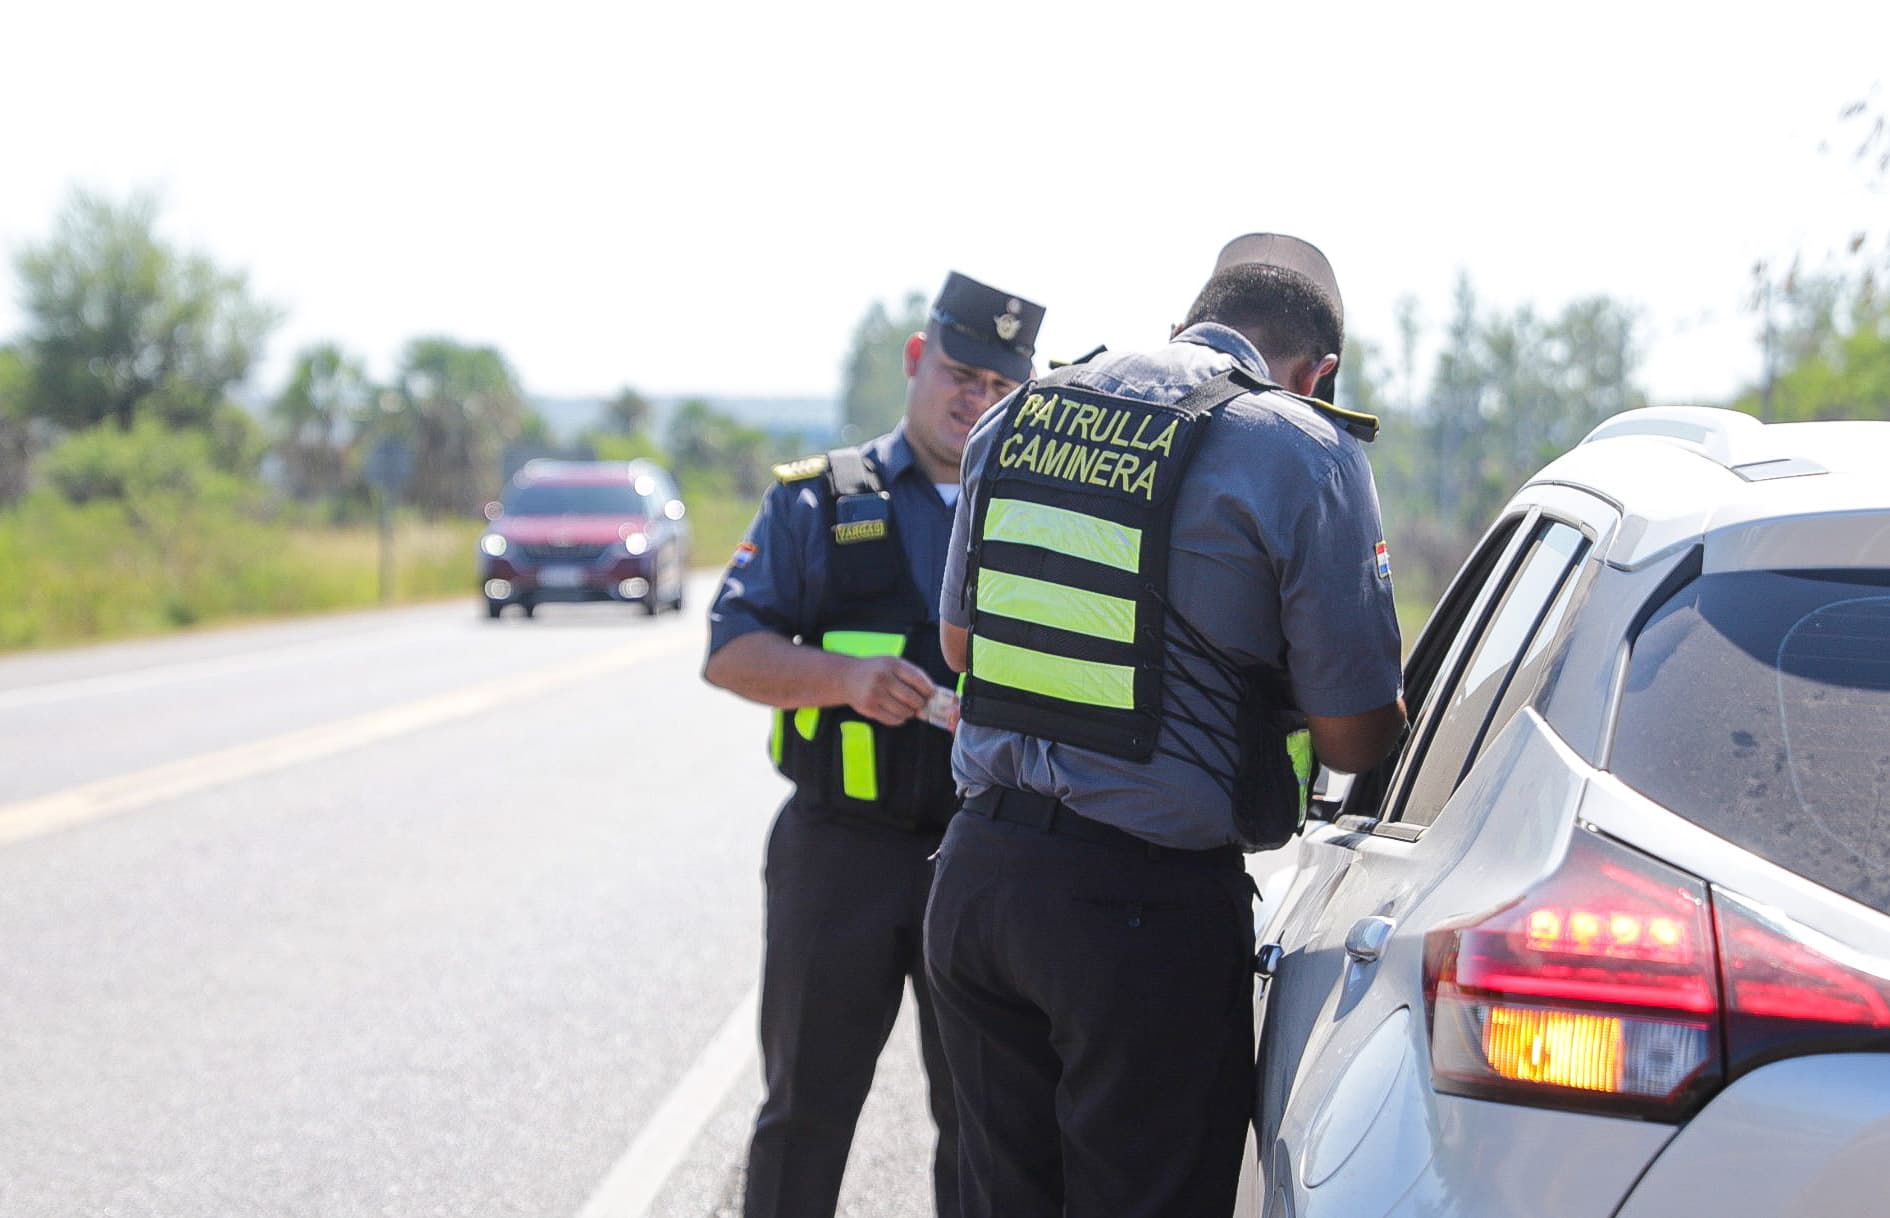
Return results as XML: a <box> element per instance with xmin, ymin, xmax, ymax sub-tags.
<box><xmin>1344</xmin><ymin>916</ymin><xmax>1397</xmax><ymax>964</ymax></box>
<box><xmin>1254</xmin><ymin>943</ymin><xmax>1285</xmax><ymax>978</ymax></box>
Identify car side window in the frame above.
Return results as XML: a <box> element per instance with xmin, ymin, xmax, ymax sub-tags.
<box><xmin>1483</xmin><ymin>547</ymin><xmax>1594</xmax><ymax>744</ymax></box>
<box><xmin>1335</xmin><ymin>514</ymin><xmax>1528</xmax><ymax>825</ymax></box>
<box><xmin>1392</xmin><ymin>522</ymin><xmax>1588</xmax><ymax>828</ymax></box>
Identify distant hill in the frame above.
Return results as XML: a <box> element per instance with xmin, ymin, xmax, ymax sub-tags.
<box><xmin>532</xmin><ymin>395</ymin><xmax>839</xmax><ymax>445</ymax></box>
<box><xmin>233</xmin><ymin>386</ymin><xmax>840</xmax><ymax>448</ymax></box>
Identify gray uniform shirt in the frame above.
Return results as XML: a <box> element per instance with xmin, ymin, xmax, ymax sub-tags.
<box><xmin>941</xmin><ymin>323</ymin><xmax>1403</xmax><ymax>849</ymax></box>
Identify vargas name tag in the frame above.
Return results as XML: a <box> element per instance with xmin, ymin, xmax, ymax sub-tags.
<box><xmin>832</xmin><ymin>518</ymin><xmax>888</xmax><ymax>544</ymax></box>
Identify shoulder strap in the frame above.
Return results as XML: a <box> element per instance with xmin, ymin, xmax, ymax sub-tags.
<box><xmin>1169</xmin><ymin>368</ymin><xmax>1266</xmax><ymax>419</ymax></box>
<box><xmin>1306</xmin><ymin>397</ymin><xmax>1381</xmax><ymax>443</ymax></box>
<box><xmin>1032</xmin><ymin>364</ymin><xmax>1262</xmax><ymax>416</ymax></box>
<box><xmin>1047</xmin><ymin>343</ymin><xmax>1108</xmax><ymax>370</ymax></box>
<box><xmin>1207</xmin><ymin>373</ymin><xmax>1384</xmax><ymax>444</ymax></box>
<box><xmin>825</xmin><ymin>446</ymin><xmax>882</xmax><ymax>497</ymax></box>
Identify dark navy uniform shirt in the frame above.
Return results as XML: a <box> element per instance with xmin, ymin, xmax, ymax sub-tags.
<box><xmin>709</xmin><ymin>424</ymin><xmax>957</xmax><ymax>653</ymax></box>
<box><xmin>942</xmin><ymin>324</ymin><xmax>1404</xmax><ymax>849</ymax></box>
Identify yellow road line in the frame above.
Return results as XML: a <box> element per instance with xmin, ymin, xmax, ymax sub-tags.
<box><xmin>0</xmin><ymin>630</ymin><xmax>698</xmax><ymax>849</ymax></box>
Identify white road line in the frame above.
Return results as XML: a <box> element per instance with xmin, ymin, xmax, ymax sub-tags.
<box><xmin>0</xmin><ymin>629</ymin><xmax>698</xmax><ymax>849</ymax></box>
<box><xmin>574</xmin><ymin>985</ymin><xmax>761</xmax><ymax>1218</ymax></box>
<box><xmin>0</xmin><ymin>628</ymin><xmax>422</xmax><ymax>713</ymax></box>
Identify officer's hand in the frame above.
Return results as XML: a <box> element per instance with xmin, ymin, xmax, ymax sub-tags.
<box><xmin>844</xmin><ymin>656</ymin><xmax>935</xmax><ymax>726</ymax></box>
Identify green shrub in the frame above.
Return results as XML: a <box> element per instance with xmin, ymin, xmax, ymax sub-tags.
<box><xmin>674</xmin><ymin>469</ymin><xmax>761</xmax><ymax>573</ymax></box>
<box><xmin>0</xmin><ymin>490</ymin><xmax>482</xmax><ymax>652</ymax></box>
<box><xmin>40</xmin><ymin>418</ymin><xmax>245</xmax><ymax>509</ymax></box>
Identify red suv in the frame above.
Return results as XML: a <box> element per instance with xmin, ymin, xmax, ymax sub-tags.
<box><xmin>477</xmin><ymin>459</ymin><xmax>689</xmax><ymax>619</ymax></box>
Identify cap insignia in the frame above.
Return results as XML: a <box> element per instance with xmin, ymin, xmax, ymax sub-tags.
<box><xmin>994</xmin><ymin>312</ymin><xmax>1022</xmax><ymax>342</ymax></box>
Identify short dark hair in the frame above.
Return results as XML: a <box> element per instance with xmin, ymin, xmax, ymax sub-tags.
<box><xmin>1181</xmin><ymin>263</ymin><xmax>1342</xmax><ymax>370</ymax></box>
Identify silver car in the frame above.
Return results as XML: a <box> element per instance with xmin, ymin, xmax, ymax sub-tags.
<box><xmin>1246</xmin><ymin>407</ymin><xmax>1890</xmax><ymax>1217</ymax></box>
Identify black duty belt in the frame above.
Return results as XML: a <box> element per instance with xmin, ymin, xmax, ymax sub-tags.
<box><xmin>960</xmin><ymin>786</ymin><xmax>1241</xmax><ymax>867</ymax></box>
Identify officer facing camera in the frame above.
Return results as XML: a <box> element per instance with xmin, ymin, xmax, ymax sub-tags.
<box><xmin>926</xmin><ymin>234</ymin><xmax>1407</xmax><ymax>1216</ymax></box>
<box><xmin>704</xmin><ymin>270</ymin><xmax>1045</xmax><ymax>1218</ymax></box>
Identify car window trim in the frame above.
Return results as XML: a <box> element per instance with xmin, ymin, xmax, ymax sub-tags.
<box><xmin>1330</xmin><ymin>510</ymin><xmax>1519</xmax><ymax>832</ymax></box>
<box><xmin>1482</xmin><ymin>544</ymin><xmax>1601</xmax><ymax>743</ymax></box>
<box><xmin>1596</xmin><ymin>544</ymin><xmax>1704</xmax><ymax>772</ymax></box>
<box><xmin>1322</xmin><ymin>511</ymin><xmax>1519</xmax><ymax>832</ymax></box>
<box><xmin>1330</xmin><ymin>506</ymin><xmax>1534</xmax><ymax>835</ymax></box>
<box><xmin>1441</xmin><ymin>524</ymin><xmax>1593</xmax><ymax>795</ymax></box>
<box><xmin>1386</xmin><ymin>514</ymin><xmax>1595</xmax><ymax>833</ymax></box>
<box><xmin>1375</xmin><ymin>511</ymin><xmax>1594</xmax><ymax>837</ymax></box>
<box><xmin>1368</xmin><ymin>510</ymin><xmax>1542</xmax><ymax>832</ymax></box>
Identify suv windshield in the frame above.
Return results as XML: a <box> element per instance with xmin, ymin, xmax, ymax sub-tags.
<box><xmin>1611</xmin><ymin>569</ymin><xmax>1890</xmax><ymax>914</ymax></box>
<box><xmin>505</xmin><ymin>483</ymin><xmax>647</xmax><ymax>517</ymax></box>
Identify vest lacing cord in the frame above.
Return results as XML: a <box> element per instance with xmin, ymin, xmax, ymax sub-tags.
<box><xmin>1146</xmin><ymin>584</ymin><xmax>1249</xmax><ymax>799</ymax></box>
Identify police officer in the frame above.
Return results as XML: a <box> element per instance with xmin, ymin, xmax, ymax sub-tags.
<box><xmin>704</xmin><ymin>272</ymin><xmax>1046</xmax><ymax>1218</ymax></box>
<box><xmin>925</xmin><ymin>235</ymin><xmax>1407</xmax><ymax>1216</ymax></box>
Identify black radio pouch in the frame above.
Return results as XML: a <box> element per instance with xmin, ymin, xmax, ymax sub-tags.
<box><xmin>1231</xmin><ymin>665</ymin><xmax>1313</xmax><ymax>851</ymax></box>
<box><xmin>826</xmin><ymin>447</ymin><xmax>900</xmax><ymax>601</ymax></box>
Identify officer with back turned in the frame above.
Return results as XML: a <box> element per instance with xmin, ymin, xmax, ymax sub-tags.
<box><xmin>704</xmin><ymin>271</ymin><xmax>1045</xmax><ymax>1218</ymax></box>
<box><xmin>925</xmin><ymin>235</ymin><xmax>1407</xmax><ymax>1216</ymax></box>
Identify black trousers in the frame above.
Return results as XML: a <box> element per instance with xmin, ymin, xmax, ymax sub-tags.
<box><xmin>744</xmin><ymin>798</ymin><xmax>958</xmax><ymax>1218</ymax></box>
<box><xmin>923</xmin><ymin>799</ymin><xmax>1256</xmax><ymax>1218</ymax></box>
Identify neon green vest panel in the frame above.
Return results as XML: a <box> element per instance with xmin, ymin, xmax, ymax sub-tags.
<box><xmin>961</xmin><ymin>367</ymin><xmax>1322</xmax><ymax>845</ymax></box>
<box><xmin>766</xmin><ymin>447</ymin><xmax>960</xmax><ymax>829</ymax></box>
<box><xmin>962</xmin><ymin>371</ymin><xmax>1251</xmax><ymax>760</ymax></box>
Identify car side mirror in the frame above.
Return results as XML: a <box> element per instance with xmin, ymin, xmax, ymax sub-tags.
<box><xmin>1307</xmin><ymin>768</ymin><xmax>1353</xmax><ymax>822</ymax></box>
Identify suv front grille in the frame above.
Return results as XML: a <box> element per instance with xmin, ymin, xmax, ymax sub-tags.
<box><xmin>519</xmin><ymin>543</ymin><xmax>611</xmax><ymax>564</ymax></box>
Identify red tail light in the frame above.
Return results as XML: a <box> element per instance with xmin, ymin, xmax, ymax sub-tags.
<box><xmin>1716</xmin><ymin>890</ymin><xmax>1890</xmax><ymax>1075</ymax></box>
<box><xmin>1426</xmin><ymin>828</ymin><xmax>1890</xmax><ymax>1120</ymax></box>
<box><xmin>1424</xmin><ymin>831</ymin><xmax>1721</xmax><ymax>1118</ymax></box>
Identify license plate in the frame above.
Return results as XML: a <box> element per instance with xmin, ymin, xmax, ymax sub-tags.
<box><xmin>538</xmin><ymin>565</ymin><xmax>584</xmax><ymax>588</ymax></box>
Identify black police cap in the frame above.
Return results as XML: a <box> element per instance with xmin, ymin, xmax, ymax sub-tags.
<box><xmin>929</xmin><ymin>271</ymin><xmax>1044</xmax><ymax>383</ymax></box>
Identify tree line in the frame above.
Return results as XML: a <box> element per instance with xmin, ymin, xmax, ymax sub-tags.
<box><xmin>5</xmin><ymin>160</ymin><xmax>1887</xmax><ymax>628</ymax></box>
<box><xmin>0</xmin><ymin>190</ymin><xmax>819</xmax><ymax>530</ymax></box>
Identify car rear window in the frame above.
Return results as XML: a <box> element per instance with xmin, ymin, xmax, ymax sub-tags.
<box><xmin>505</xmin><ymin>483</ymin><xmax>646</xmax><ymax>516</ymax></box>
<box><xmin>1610</xmin><ymin>569</ymin><xmax>1890</xmax><ymax>915</ymax></box>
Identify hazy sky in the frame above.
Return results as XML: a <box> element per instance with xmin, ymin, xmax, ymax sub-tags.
<box><xmin>4</xmin><ymin>1</ymin><xmax>1886</xmax><ymax>408</ymax></box>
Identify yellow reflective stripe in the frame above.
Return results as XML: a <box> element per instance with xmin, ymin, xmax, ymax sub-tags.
<box><xmin>984</xmin><ymin>499</ymin><xmax>1140</xmax><ymax>573</ymax></box>
<box><xmin>771</xmin><ymin>633</ymin><xmax>903</xmax><ymax>759</ymax></box>
<box><xmin>974</xmin><ymin>638</ymin><xmax>1135</xmax><ymax>709</ymax></box>
<box><xmin>1287</xmin><ymin>729</ymin><xmax>1313</xmax><ymax>821</ymax></box>
<box><xmin>782</xmin><ymin>632</ymin><xmax>904</xmax><ymax>745</ymax></box>
<box><xmin>822</xmin><ymin>630</ymin><xmax>906</xmax><ymax>658</ymax></box>
<box><xmin>840</xmin><ymin>721</ymin><xmax>878</xmax><ymax>800</ymax></box>
<box><xmin>978</xmin><ymin>569</ymin><xmax>1135</xmax><ymax>644</ymax></box>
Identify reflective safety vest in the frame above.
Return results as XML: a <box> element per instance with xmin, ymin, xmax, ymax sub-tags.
<box><xmin>768</xmin><ymin>447</ymin><xmax>960</xmax><ymax>830</ymax></box>
<box><xmin>962</xmin><ymin>367</ymin><xmax>1339</xmax><ymax>846</ymax></box>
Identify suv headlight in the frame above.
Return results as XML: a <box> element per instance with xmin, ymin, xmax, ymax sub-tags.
<box><xmin>480</xmin><ymin>533</ymin><xmax>508</xmax><ymax>557</ymax></box>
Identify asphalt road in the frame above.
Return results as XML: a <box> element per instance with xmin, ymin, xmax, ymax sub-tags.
<box><xmin>0</xmin><ymin>575</ymin><xmax>940</xmax><ymax>1217</ymax></box>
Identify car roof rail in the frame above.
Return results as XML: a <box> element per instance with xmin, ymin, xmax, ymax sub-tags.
<box><xmin>1578</xmin><ymin>407</ymin><xmax>1763</xmax><ymax>467</ymax></box>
